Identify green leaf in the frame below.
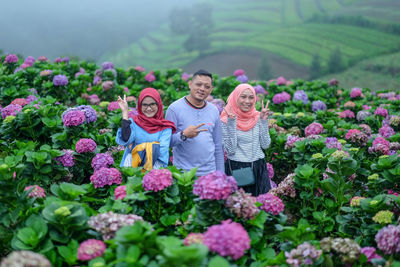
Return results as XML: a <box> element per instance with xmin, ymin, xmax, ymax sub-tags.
<box><xmin>17</xmin><ymin>227</ymin><xmax>39</xmax><ymax>247</ymax></box>
<box><xmin>160</xmin><ymin>214</ymin><xmax>180</xmax><ymax>226</ymax></box>
<box><xmin>60</xmin><ymin>183</ymin><xmax>87</xmax><ymax>199</ymax></box>
<box><xmin>126</xmin><ymin>245</ymin><xmax>141</xmax><ymax>263</ymax></box>
<box><xmin>297</xmin><ymin>164</ymin><xmax>313</xmax><ymax>178</ymax></box>
<box><xmin>27</xmin><ymin>214</ymin><xmax>48</xmax><ymax>240</ymax></box>
<box><xmin>208</xmin><ymin>255</ymin><xmax>230</xmax><ymax>267</ymax></box>
<box><xmin>248</xmin><ymin>210</ymin><xmax>268</xmax><ymax>229</ymax></box>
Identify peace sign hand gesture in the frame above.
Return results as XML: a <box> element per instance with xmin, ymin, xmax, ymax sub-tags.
<box><xmin>260</xmin><ymin>100</ymin><xmax>270</xmax><ymax>120</ymax></box>
<box><xmin>117</xmin><ymin>95</ymin><xmax>129</xmax><ymax>119</ymax></box>
<box><xmin>223</xmin><ymin>106</ymin><xmax>236</xmax><ymax>120</ymax></box>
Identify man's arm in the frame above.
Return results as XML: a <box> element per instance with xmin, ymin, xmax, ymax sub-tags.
<box><xmin>165</xmin><ymin>107</ymin><xmax>184</xmax><ymax>147</ymax></box>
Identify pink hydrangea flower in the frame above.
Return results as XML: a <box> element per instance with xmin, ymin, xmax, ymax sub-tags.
<box><xmin>77</xmin><ymin>239</ymin><xmax>106</xmax><ymax>261</ymax></box>
<box><xmin>256</xmin><ymin>193</ymin><xmax>284</xmax><ymax>215</ymax></box>
<box><xmin>62</xmin><ymin>110</ymin><xmax>86</xmax><ymax>127</ymax></box>
<box><xmin>285</xmin><ymin>135</ymin><xmax>305</xmax><ymax>149</ymax></box>
<box><xmin>361</xmin><ymin>247</ymin><xmax>382</xmax><ymax>263</ymax></box>
<box><xmin>350</xmin><ymin>87</ymin><xmax>363</xmax><ymax>98</ymax></box>
<box><xmin>181</xmin><ymin>72</ymin><xmax>190</xmax><ymax>81</ymax></box>
<box><xmin>101</xmin><ymin>81</ymin><xmax>114</xmax><ymax>91</ymax></box>
<box><xmin>369</xmin><ymin>137</ymin><xmax>390</xmax><ymax>155</ymax></box>
<box><xmin>5</xmin><ymin>54</ymin><xmax>18</xmax><ymax>64</ymax></box>
<box><xmin>203</xmin><ymin>220</ymin><xmax>250</xmax><ymax>260</ymax></box>
<box><xmin>193</xmin><ymin>171</ymin><xmax>238</xmax><ymax>200</ymax></box>
<box><xmin>267</xmin><ymin>163</ymin><xmax>274</xmax><ymax>178</ymax></box>
<box><xmin>90</xmin><ymin>167</ymin><xmax>122</xmax><ymax>188</ymax></box>
<box><xmin>11</xmin><ymin>98</ymin><xmax>28</xmax><ymax>106</ymax></box>
<box><xmin>375</xmin><ymin>107</ymin><xmax>388</xmax><ymax>117</ymax></box>
<box><xmin>142</xmin><ymin>169</ymin><xmax>173</xmax><ymax>192</ymax></box>
<box><xmin>134</xmin><ymin>65</ymin><xmax>145</xmax><ymax>72</ymax></box>
<box><xmin>184</xmin><ymin>233</ymin><xmax>204</xmax><ymax>246</ymax></box>
<box><xmin>339</xmin><ymin>110</ymin><xmax>355</xmax><ymax>119</ymax></box>
<box><xmin>107</xmin><ymin>101</ymin><xmax>120</xmax><ymax>111</ymax></box>
<box><xmin>304</xmin><ymin>122</ymin><xmax>324</xmax><ymax>137</ymax></box>
<box><xmin>75</xmin><ymin>138</ymin><xmax>97</xmax><ymax>153</ymax></box>
<box><xmin>276</xmin><ymin>76</ymin><xmax>287</xmax><ymax>85</ymax></box>
<box><xmin>24</xmin><ymin>185</ymin><xmax>46</xmax><ymax>198</ymax></box>
<box><xmin>114</xmin><ymin>185</ymin><xmax>127</xmax><ymax>200</ymax></box>
<box><xmin>375</xmin><ymin>225</ymin><xmax>400</xmax><ymax>254</ymax></box>
<box><xmin>145</xmin><ymin>71</ymin><xmax>155</xmax><ymax>82</ymax></box>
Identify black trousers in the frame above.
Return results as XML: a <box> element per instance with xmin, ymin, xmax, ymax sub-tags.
<box><xmin>225</xmin><ymin>158</ymin><xmax>271</xmax><ymax>196</ymax></box>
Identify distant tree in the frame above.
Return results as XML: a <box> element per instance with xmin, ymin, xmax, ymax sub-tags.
<box><xmin>258</xmin><ymin>54</ymin><xmax>272</xmax><ymax>80</ymax></box>
<box><xmin>0</xmin><ymin>49</ymin><xmax>3</xmax><ymax>56</ymax></box>
<box><xmin>169</xmin><ymin>3</ymin><xmax>214</xmax><ymax>53</ymax></box>
<box><xmin>328</xmin><ymin>47</ymin><xmax>345</xmax><ymax>73</ymax></box>
<box><xmin>309</xmin><ymin>53</ymin><xmax>322</xmax><ymax>79</ymax></box>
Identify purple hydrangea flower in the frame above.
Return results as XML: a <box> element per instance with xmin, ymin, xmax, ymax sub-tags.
<box><xmin>267</xmin><ymin>163</ymin><xmax>274</xmax><ymax>178</ymax></box>
<box><xmin>5</xmin><ymin>54</ymin><xmax>18</xmax><ymax>64</ymax></box>
<box><xmin>254</xmin><ymin>85</ymin><xmax>267</xmax><ymax>95</ymax></box>
<box><xmin>76</xmin><ymin>105</ymin><xmax>97</xmax><ymax>123</ymax></box>
<box><xmin>142</xmin><ymin>169</ymin><xmax>173</xmax><ymax>192</ymax></box>
<box><xmin>285</xmin><ymin>135</ymin><xmax>305</xmax><ymax>149</ymax></box>
<box><xmin>369</xmin><ymin>137</ymin><xmax>390</xmax><ymax>155</ymax></box>
<box><xmin>26</xmin><ymin>95</ymin><xmax>38</xmax><ymax>104</ymax></box>
<box><xmin>325</xmin><ymin>137</ymin><xmax>342</xmax><ymax>150</ymax></box>
<box><xmin>91</xmin><ymin>153</ymin><xmax>114</xmax><ymax>170</ymax></box>
<box><xmin>89</xmin><ymin>94</ymin><xmax>100</xmax><ymax>105</ymax></box>
<box><xmin>257</xmin><ymin>193</ymin><xmax>284</xmax><ymax>215</ymax></box>
<box><xmin>236</xmin><ymin>74</ymin><xmax>248</xmax><ymax>83</ymax></box>
<box><xmin>1</xmin><ymin>104</ymin><xmax>22</xmax><ymax>119</ymax></box>
<box><xmin>272</xmin><ymin>92</ymin><xmax>291</xmax><ymax>104</ymax></box>
<box><xmin>90</xmin><ymin>167</ymin><xmax>122</xmax><ymax>188</ymax></box>
<box><xmin>374</xmin><ymin>107</ymin><xmax>388</xmax><ymax>117</ymax></box>
<box><xmin>311</xmin><ymin>100</ymin><xmax>327</xmax><ymax>112</ymax></box>
<box><xmin>379</xmin><ymin>126</ymin><xmax>395</xmax><ymax>138</ymax></box>
<box><xmin>62</xmin><ymin>110</ymin><xmax>86</xmax><ymax>127</ymax></box>
<box><xmin>293</xmin><ymin>90</ymin><xmax>308</xmax><ymax>104</ymax></box>
<box><xmin>53</xmin><ymin>75</ymin><xmax>68</xmax><ymax>86</ymax></box>
<box><xmin>375</xmin><ymin>224</ymin><xmax>400</xmax><ymax>254</ymax></box>
<box><xmin>128</xmin><ymin>108</ymin><xmax>138</xmax><ymax>119</ymax></box>
<box><xmin>101</xmin><ymin>61</ymin><xmax>114</xmax><ymax>70</ymax></box>
<box><xmin>360</xmin><ymin>247</ymin><xmax>382</xmax><ymax>263</ymax></box>
<box><xmin>210</xmin><ymin>99</ymin><xmax>225</xmax><ymax>114</ymax></box>
<box><xmin>203</xmin><ymin>220</ymin><xmax>250</xmax><ymax>260</ymax></box>
<box><xmin>61</xmin><ymin>57</ymin><xmax>69</xmax><ymax>63</ymax></box>
<box><xmin>75</xmin><ymin>138</ymin><xmax>97</xmax><ymax>153</ymax></box>
<box><xmin>55</xmin><ymin>149</ymin><xmax>75</xmax><ymax>167</ymax></box>
<box><xmin>225</xmin><ymin>188</ymin><xmax>259</xmax><ymax>220</ymax></box>
<box><xmin>54</xmin><ymin>57</ymin><xmax>62</xmax><ymax>63</ymax></box>
<box><xmin>93</xmin><ymin>76</ymin><xmax>102</xmax><ymax>85</ymax></box>
<box><xmin>193</xmin><ymin>171</ymin><xmax>238</xmax><ymax>200</ymax></box>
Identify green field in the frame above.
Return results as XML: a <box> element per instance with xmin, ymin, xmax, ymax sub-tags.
<box><xmin>101</xmin><ymin>0</ymin><xmax>400</xmax><ymax>88</ymax></box>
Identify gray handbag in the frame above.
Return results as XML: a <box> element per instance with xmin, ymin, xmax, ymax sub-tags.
<box><xmin>228</xmin><ymin>127</ymin><xmax>255</xmax><ymax>186</ymax></box>
<box><xmin>228</xmin><ymin>160</ymin><xmax>255</xmax><ymax>186</ymax></box>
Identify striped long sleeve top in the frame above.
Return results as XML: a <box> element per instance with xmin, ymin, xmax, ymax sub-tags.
<box><xmin>221</xmin><ymin>117</ymin><xmax>271</xmax><ymax>162</ymax></box>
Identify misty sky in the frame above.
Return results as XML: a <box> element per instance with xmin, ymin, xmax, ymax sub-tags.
<box><xmin>0</xmin><ymin>0</ymin><xmax>197</xmax><ymax>61</ymax></box>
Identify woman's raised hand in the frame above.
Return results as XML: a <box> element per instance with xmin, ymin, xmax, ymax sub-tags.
<box><xmin>260</xmin><ymin>100</ymin><xmax>270</xmax><ymax>120</ymax></box>
<box><xmin>117</xmin><ymin>95</ymin><xmax>129</xmax><ymax>119</ymax></box>
<box><xmin>223</xmin><ymin>106</ymin><xmax>236</xmax><ymax>119</ymax></box>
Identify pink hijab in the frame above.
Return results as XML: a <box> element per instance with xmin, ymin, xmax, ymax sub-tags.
<box><xmin>220</xmin><ymin>83</ymin><xmax>260</xmax><ymax>131</ymax></box>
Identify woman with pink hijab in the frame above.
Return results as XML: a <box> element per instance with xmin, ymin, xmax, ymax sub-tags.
<box><xmin>220</xmin><ymin>83</ymin><xmax>271</xmax><ymax>196</ymax></box>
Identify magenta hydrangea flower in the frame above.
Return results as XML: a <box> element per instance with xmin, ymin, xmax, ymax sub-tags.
<box><xmin>26</xmin><ymin>95</ymin><xmax>38</xmax><ymax>104</ymax></box>
<box><xmin>312</xmin><ymin>100</ymin><xmax>327</xmax><ymax>112</ymax></box>
<box><xmin>55</xmin><ymin>149</ymin><xmax>75</xmax><ymax>167</ymax></box>
<box><xmin>272</xmin><ymin>92</ymin><xmax>291</xmax><ymax>104</ymax></box>
<box><xmin>101</xmin><ymin>81</ymin><xmax>114</xmax><ymax>91</ymax></box>
<box><xmin>345</xmin><ymin>129</ymin><xmax>361</xmax><ymax>140</ymax></box>
<box><xmin>114</xmin><ymin>185</ymin><xmax>127</xmax><ymax>200</ymax></box>
<box><xmin>75</xmin><ymin>138</ymin><xmax>97</xmax><ymax>153</ymax></box>
<box><xmin>304</xmin><ymin>122</ymin><xmax>324</xmax><ymax>137</ymax></box>
<box><xmin>256</xmin><ymin>193</ymin><xmax>284</xmax><ymax>215</ymax></box>
<box><xmin>328</xmin><ymin>78</ymin><xmax>338</xmax><ymax>86</ymax></box>
<box><xmin>142</xmin><ymin>169</ymin><xmax>173</xmax><ymax>192</ymax></box>
<box><xmin>360</xmin><ymin>247</ymin><xmax>382</xmax><ymax>263</ymax></box>
<box><xmin>193</xmin><ymin>171</ymin><xmax>238</xmax><ymax>200</ymax></box>
<box><xmin>350</xmin><ymin>87</ymin><xmax>363</xmax><ymax>98</ymax></box>
<box><xmin>339</xmin><ymin>110</ymin><xmax>355</xmax><ymax>119</ymax></box>
<box><xmin>285</xmin><ymin>135</ymin><xmax>305</xmax><ymax>149</ymax></box>
<box><xmin>203</xmin><ymin>220</ymin><xmax>250</xmax><ymax>260</ymax></box>
<box><xmin>37</xmin><ymin>56</ymin><xmax>48</xmax><ymax>62</ymax></box>
<box><xmin>90</xmin><ymin>167</ymin><xmax>122</xmax><ymax>188</ymax></box>
<box><xmin>62</xmin><ymin>110</ymin><xmax>86</xmax><ymax>127</ymax></box>
<box><xmin>24</xmin><ymin>185</ymin><xmax>46</xmax><ymax>198</ymax></box>
<box><xmin>77</xmin><ymin>239</ymin><xmax>106</xmax><ymax>261</ymax></box>
<box><xmin>5</xmin><ymin>54</ymin><xmax>18</xmax><ymax>64</ymax></box>
<box><xmin>375</xmin><ymin>225</ymin><xmax>400</xmax><ymax>254</ymax></box>
<box><xmin>134</xmin><ymin>65</ymin><xmax>145</xmax><ymax>72</ymax></box>
<box><xmin>145</xmin><ymin>71</ymin><xmax>155</xmax><ymax>82</ymax></box>
<box><xmin>53</xmin><ymin>75</ymin><xmax>68</xmax><ymax>86</ymax></box>
<box><xmin>91</xmin><ymin>153</ymin><xmax>114</xmax><ymax>170</ymax></box>
<box><xmin>267</xmin><ymin>163</ymin><xmax>274</xmax><ymax>178</ymax></box>
<box><xmin>375</xmin><ymin>107</ymin><xmax>388</xmax><ymax>117</ymax></box>
<box><xmin>276</xmin><ymin>76</ymin><xmax>287</xmax><ymax>85</ymax></box>
<box><xmin>379</xmin><ymin>126</ymin><xmax>395</xmax><ymax>138</ymax></box>
<box><xmin>233</xmin><ymin>69</ymin><xmax>245</xmax><ymax>77</ymax></box>
<box><xmin>369</xmin><ymin>137</ymin><xmax>390</xmax><ymax>155</ymax></box>
<box><xmin>184</xmin><ymin>233</ymin><xmax>204</xmax><ymax>246</ymax></box>
<box><xmin>107</xmin><ymin>101</ymin><xmax>120</xmax><ymax>111</ymax></box>
<box><xmin>1</xmin><ymin>104</ymin><xmax>22</xmax><ymax>119</ymax></box>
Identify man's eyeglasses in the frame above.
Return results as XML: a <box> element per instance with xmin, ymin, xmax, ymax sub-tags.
<box><xmin>141</xmin><ymin>102</ymin><xmax>157</xmax><ymax>109</ymax></box>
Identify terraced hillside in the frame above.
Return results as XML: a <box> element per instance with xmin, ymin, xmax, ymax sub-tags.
<box><xmin>101</xmin><ymin>0</ymin><xmax>400</xmax><ymax>81</ymax></box>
